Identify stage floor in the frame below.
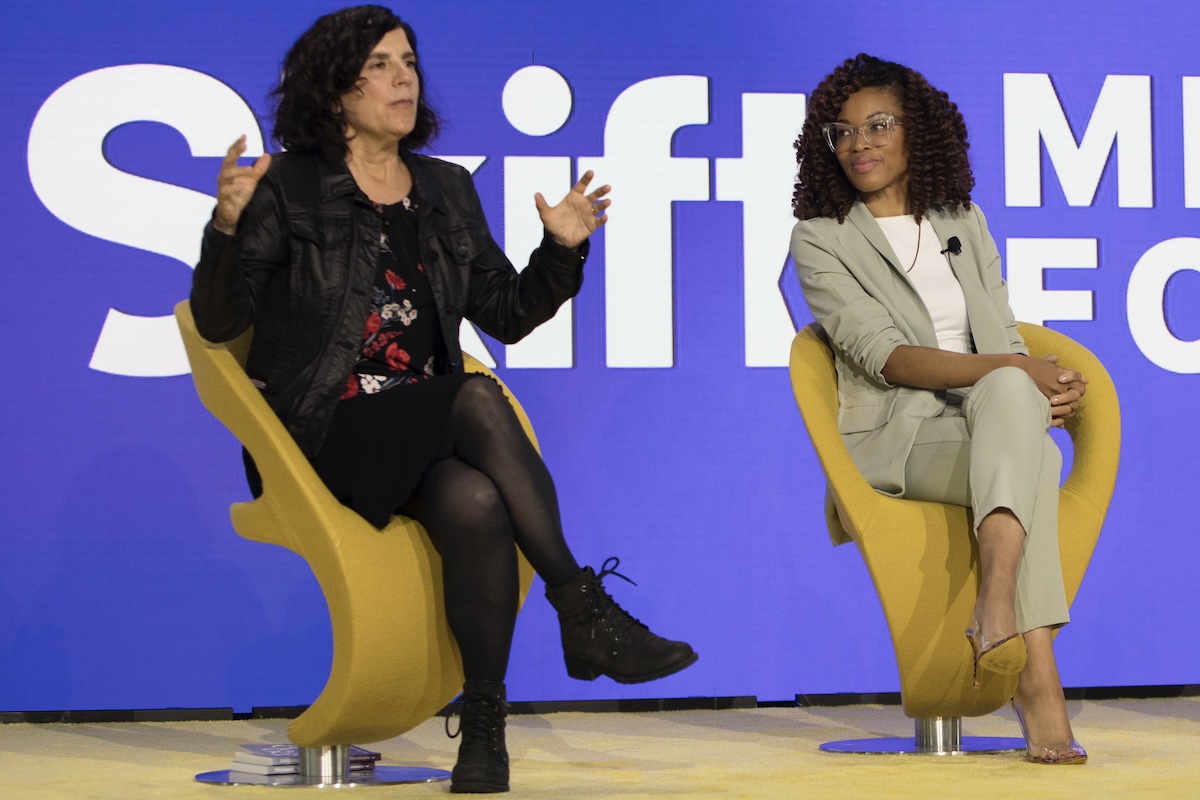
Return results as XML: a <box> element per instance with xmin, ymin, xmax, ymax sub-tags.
<box><xmin>3</xmin><ymin>696</ymin><xmax>1198</xmax><ymax>798</ymax></box>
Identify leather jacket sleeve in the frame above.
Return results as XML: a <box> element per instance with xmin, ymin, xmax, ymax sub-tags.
<box><xmin>189</xmin><ymin>173</ymin><xmax>288</xmax><ymax>344</ymax></box>
<box><xmin>455</xmin><ymin>170</ymin><xmax>588</xmax><ymax>344</ymax></box>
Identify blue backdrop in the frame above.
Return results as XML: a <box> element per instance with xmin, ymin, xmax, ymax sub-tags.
<box><xmin>2</xmin><ymin>0</ymin><xmax>1196</xmax><ymax>712</ymax></box>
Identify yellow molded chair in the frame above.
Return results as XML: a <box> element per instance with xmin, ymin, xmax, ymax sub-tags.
<box><xmin>788</xmin><ymin>321</ymin><xmax>1119</xmax><ymax>754</ymax></box>
<box><xmin>176</xmin><ymin>301</ymin><xmax>536</xmax><ymax>785</ymax></box>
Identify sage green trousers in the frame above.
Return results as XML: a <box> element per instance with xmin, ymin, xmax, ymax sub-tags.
<box><xmin>902</xmin><ymin>366</ymin><xmax>1069</xmax><ymax>633</ymax></box>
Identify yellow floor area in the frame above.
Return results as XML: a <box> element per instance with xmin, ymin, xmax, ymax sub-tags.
<box><xmin>2</xmin><ymin>697</ymin><xmax>1198</xmax><ymax>799</ymax></box>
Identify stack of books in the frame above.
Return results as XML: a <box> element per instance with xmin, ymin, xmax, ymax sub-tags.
<box><xmin>229</xmin><ymin>744</ymin><xmax>382</xmax><ymax>776</ymax></box>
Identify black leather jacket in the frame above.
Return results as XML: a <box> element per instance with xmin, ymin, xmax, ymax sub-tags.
<box><xmin>190</xmin><ymin>150</ymin><xmax>587</xmax><ymax>457</ymax></box>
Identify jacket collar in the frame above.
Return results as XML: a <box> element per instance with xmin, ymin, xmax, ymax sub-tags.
<box><xmin>846</xmin><ymin>201</ymin><xmax>964</xmax><ymax>285</ymax></box>
<box><xmin>310</xmin><ymin>150</ymin><xmax>449</xmax><ymax>217</ymax></box>
<box><xmin>846</xmin><ymin>201</ymin><xmax>906</xmax><ymax>282</ymax></box>
<box><xmin>403</xmin><ymin>152</ymin><xmax>450</xmax><ymax>218</ymax></box>
<box><xmin>313</xmin><ymin>156</ymin><xmax>359</xmax><ymax>204</ymax></box>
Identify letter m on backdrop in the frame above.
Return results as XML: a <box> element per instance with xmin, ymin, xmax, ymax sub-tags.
<box><xmin>1004</xmin><ymin>73</ymin><xmax>1152</xmax><ymax>208</ymax></box>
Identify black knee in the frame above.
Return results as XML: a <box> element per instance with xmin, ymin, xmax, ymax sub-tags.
<box><xmin>454</xmin><ymin>375</ymin><xmax>518</xmax><ymax>431</ymax></box>
<box><xmin>455</xmin><ymin>468</ymin><xmax>509</xmax><ymax>530</ymax></box>
<box><xmin>415</xmin><ymin>459</ymin><xmax>514</xmax><ymax>550</ymax></box>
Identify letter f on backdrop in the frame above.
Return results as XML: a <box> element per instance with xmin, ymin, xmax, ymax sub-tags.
<box><xmin>579</xmin><ymin>76</ymin><xmax>710</xmax><ymax>368</ymax></box>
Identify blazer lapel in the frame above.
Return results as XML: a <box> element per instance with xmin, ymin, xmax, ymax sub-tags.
<box><xmin>841</xmin><ymin>203</ymin><xmax>944</xmax><ymax>348</ymax></box>
<box><xmin>927</xmin><ymin>211</ymin><xmax>1009</xmax><ymax>354</ymax></box>
<box><xmin>846</xmin><ymin>202</ymin><xmax>908</xmax><ymax>283</ymax></box>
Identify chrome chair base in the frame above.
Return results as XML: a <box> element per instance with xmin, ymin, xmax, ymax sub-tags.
<box><xmin>820</xmin><ymin>716</ymin><xmax>1025</xmax><ymax>756</ymax></box>
<box><xmin>195</xmin><ymin>744</ymin><xmax>451</xmax><ymax>787</ymax></box>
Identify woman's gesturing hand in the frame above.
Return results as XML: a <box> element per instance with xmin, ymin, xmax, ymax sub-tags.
<box><xmin>212</xmin><ymin>136</ymin><xmax>272</xmax><ymax>236</ymax></box>
<box><xmin>535</xmin><ymin>170</ymin><xmax>611</xmax><ymax>250</ymax></box>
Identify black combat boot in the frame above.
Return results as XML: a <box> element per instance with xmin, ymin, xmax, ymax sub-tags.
<box><xmin>449</xmin><ymin>679</ymin><xmax>508</xmax><ymax>793</ymax></box>
<box><xmin>545</xmin><ymin>557</ymin><xmax>698</xmax><ymax>684</ymax></box>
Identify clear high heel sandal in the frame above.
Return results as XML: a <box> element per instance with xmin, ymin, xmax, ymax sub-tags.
<box><xmin>1011</xmin><ymin>697</ymin><xmax>1088</xmax><ymax>765</ymax></box>
<box><xmin>964</xmin><ymin>620</ymin><xmax>1026</xmax><ymax>688</ymax></box>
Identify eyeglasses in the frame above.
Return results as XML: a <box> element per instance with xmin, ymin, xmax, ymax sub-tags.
<box><xmin>821</xmin><ymin>114</ymin><xmax>902</xmax><ymax>153</ymax></box>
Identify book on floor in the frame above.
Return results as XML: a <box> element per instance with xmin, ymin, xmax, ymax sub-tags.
<box><xmin>228</xmin><ymin>761</ymin><xmax>377</xmax><ymax>776</ymax></box>
<box><xmin>231</xmin><ymin>743</ymin><xmax>381</xmax><ymax>768</ymax></box>
<box><xmin>228</xmin><ymin>762</ymin><xmax>303</xmax><ymax>776</ymax></box>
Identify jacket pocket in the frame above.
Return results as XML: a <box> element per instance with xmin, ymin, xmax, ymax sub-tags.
<box><xmin>838</xmin><ymin>398</ymin><xmax>895</xmax><ymax>434</ymax></box>
<box><xmin>436</xmin><ymin>223</ymin><xmax>487</xmax><ymax>265</ymax></box>
<box><xmin>289</xmin><ymin>212</ymin><xmax>351</xmax><ymax>248</ymax></box>
<box><xmin>835</xmin><ymin>359</ymin><xmax>896</xmax><ymax>433</ymax></box>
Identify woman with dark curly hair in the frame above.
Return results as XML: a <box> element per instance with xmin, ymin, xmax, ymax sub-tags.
<box><xmin>191</xmin><ymin>5</ymin><xmax>695</xmax><ymax>792</ymax></box>
<box><xmin>791</xmin><ymin>54</ymin><xmax>1088</xmax><ymax>765</ymax></box>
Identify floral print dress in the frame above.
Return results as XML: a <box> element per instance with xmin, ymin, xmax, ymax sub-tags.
<box><xmin>308</xmin><ymin>195</ymin><xmax>477</xmax><ymax>528</ymax></box>
<box><xmin>340</xmin><ymin>197</ymin><xmax>441</xmax><ymax>398</ymax></box>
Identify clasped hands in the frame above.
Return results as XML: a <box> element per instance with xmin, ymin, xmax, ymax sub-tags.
<box><xmin>1023</xmin><ymin>354</ymin><xmax>1088</xmax><ymax>428</ymax></box>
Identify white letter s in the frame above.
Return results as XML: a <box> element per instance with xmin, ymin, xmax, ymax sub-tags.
<box><xmin>28</xmin><ymin>64</ymin><xmax>263</xmax><ymax>377</ymax></box>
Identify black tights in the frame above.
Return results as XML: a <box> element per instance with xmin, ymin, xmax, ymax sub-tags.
<box><xmin>400</xmin><ymin>376</ymin><xmax>580</xmax><ymax>681</ymax></box>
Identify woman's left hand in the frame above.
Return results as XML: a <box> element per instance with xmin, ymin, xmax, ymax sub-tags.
<box><xmin>535</xmin><ymin>170</ymin><xmax>611</xmax><ymax>250</ymax></box>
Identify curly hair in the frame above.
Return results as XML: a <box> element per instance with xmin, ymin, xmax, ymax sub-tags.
<box><xmin>792</xmin><ymin>54</ymin><xmax>972</xmax><ymax>223</ymax></box>
<box><xmin>272</xmin><ymin>5</ymin><xmax>440</xmax><ymax>161</ymax></box>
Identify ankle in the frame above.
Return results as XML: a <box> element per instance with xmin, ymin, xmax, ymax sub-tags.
<box><xmin>544</xmin><ymin>566</ymin><xmax>585</xmax><ymax>592</ymax></box>
<box><xmin>1016</xmin><ymin>681</ymin><xmax>1065</xmax><ymax>710</ymax></box>
<box><xmin>973</xmin><ymin>593</ymin><xmax>1016</xmax><ymax>635</ymax></box>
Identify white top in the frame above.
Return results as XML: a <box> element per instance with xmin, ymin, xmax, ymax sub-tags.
<box><xmin>875</xmin><ymin>215</ymin><xmax>972</xmax><ymax>354</ymax></box>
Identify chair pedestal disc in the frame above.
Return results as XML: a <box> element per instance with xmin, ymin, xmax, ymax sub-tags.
<box><xmin>820</xmin><ymin>717</ymin><xmax>1025</xmax><ymax>755</ymax></box>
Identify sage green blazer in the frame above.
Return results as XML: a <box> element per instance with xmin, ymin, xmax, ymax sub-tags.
<box><xmin>790</xmin><ymin>201</ymin><xmax>1027</xmax><ymax>526</ymax></box>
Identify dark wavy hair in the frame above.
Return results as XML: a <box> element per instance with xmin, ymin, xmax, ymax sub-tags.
<box><xmin>272</xmin><ymin>5</ymin><xmax>440</xmax><ymax>160</ymax></box>
<box><xmin>792</xmin><ymin>54</ymin><xmax>972</xmax><ymax>223</ymax></box>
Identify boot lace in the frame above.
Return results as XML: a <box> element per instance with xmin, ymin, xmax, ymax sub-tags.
<box><xmin>588</xmin><ymin>557</ymin><xmax>647</xmax><ymax>640</ymax></box>
<box><xmin>445</xmin><ymin>691</ymin><xmax>503</xmax><ymax>745</ymax></box>
<box><xmin>596</xmin><ymin>556</ymin><xmax>637</xmax><ymax>588</ymax></box>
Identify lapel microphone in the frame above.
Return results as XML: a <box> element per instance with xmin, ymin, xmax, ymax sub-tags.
<box><xmin>940</xmin><ymin>237</ymin><xmax>962</xmax><ymax>256</ymax></box>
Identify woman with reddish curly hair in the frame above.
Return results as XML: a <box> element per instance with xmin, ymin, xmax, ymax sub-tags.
<box><xmin>791</xmin><ymin>54</ymin><xmax>1088</xmax><ymax>765</ymax></box>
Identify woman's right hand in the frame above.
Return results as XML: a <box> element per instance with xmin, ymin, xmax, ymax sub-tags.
<box><xmin>1016</xmin><ymin>354</ymin><xmax>1069</xmax><ymax>398</ymax></box>
<box><xmin>212</xmin><ymin>136</ymin><xmax>271</xmax><ymax>236</ymax></box>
